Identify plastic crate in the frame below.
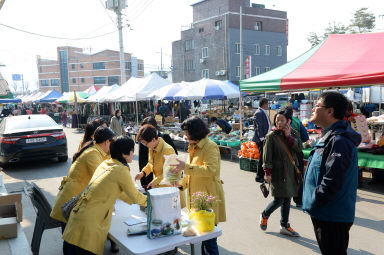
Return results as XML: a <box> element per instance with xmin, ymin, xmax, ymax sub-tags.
<box><xmin>227</xmin><ymin>141</ymin><xmax>241</xmax><ymax>147</ymax></box>
<box><xmin>219</xmin><ymin>140</ymin><xmax>228</xmax><ymax>146</ymax></box>
<box><xmin>239</xmin><ymin>158</ymin><xmax>258</xmax><ymax>172</ymax></box>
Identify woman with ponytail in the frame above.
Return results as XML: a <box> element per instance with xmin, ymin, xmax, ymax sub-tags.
<box><xmin>51</xmin><ymin>126</ymin><xmax>115</xmax><ymax>224</ymax></box>
<box><xmin>62</xmin><ymin>136</ymin><xmax>147</xmax><ymax>255</ymax></box>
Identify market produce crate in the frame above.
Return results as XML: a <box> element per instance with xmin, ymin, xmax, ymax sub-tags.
<box><xmin>219</xmin><ymin>140</ymin><xmax>228</xmax><ymax>146</ymax></box>
<box><xmin>227</xmin><ymin>141</ymin><xmax>241</xmax><ymax>147</ymax></box>
<box><xmin>239</xmin><ymin>158</ymin><xmax>258</xmax><ymax>172</ymax></box>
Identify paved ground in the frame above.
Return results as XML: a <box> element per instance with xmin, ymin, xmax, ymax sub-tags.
<box><xmin>2</xmin><ymin>127</ymin><xmax>384</xmax><ymax>255</ymax></box>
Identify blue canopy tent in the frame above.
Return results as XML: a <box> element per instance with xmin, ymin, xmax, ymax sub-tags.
<box><xmin>35</xmin><ymin>90</ymin><xmax>63</xmax><ymax>103</ymax></box>
<box><xmin>0</xmin><ymin>98</ymin><xmax>22</xmax><ymax>103</ymax></box>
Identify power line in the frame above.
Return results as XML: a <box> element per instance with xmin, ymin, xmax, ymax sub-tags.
<box><xmin>98</xmin><ymin>0</ymin><xmax>116</xmax><ymax>26</ymax></box>
<box><xmin>0</xmin><ymin>23</ymin><xmax>117</xmax><ymax>40</ymax></box>
<box><xmin>127</xmin><ymin>0</ymin><xmax>154</xmax><ymax>21</ymax></box>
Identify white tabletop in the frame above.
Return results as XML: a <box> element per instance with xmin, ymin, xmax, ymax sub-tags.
<box><xmin>109</xmin><ymin>200</ymin><xmax>222</xmax><ymax>255</ymax></box>
<box><xmin>0</xmin><ymin>184</ymin><xmax>32</xmax><ymax>255</ymax></box>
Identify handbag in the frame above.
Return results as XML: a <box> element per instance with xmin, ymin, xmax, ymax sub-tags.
<box><xmin>260</xmin><ymin>181</ymin><xmax>270</xmax><ymax>198</ymax></box>
<box><xmin>276</xmin><ymin>135</ymin><xmax>303</xmax><ymax>183</ymax></box>
<box><xmin>61</xmin><ymin>169</ymin><xmax>109</xmax><ymax>221</ymax></box>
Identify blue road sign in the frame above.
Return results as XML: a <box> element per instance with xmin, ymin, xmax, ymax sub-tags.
<box><xmin>12</xmin><ymin>74</ymin><xmax>21</xmax><ymax>81</ymax></box>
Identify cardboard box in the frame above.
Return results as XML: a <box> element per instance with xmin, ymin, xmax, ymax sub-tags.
<box><xmin>165</xmin><ymin>116</ymin><xmax>175</xmax><ymax>123</ymax></box>
<box><xmin>0</xmin><ymin>193</ymin><xmax>22</xmax><ymax>239</ymax></box>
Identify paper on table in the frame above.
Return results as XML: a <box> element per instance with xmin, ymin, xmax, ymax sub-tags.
<box><xmin>124</xmin><ymin>215</ymin><xmax>147</xmax><ymax>226</ymax></box>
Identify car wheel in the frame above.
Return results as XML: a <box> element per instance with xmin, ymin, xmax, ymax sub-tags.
<box><xmin>58</xmin><ymin>156</ymin><xmax>68</xmax><ymax>162</ymax></box>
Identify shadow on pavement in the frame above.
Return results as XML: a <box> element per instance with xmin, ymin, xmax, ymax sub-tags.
<box><xmin>265</xmin><ymin>232</ymin><xmax>321</xmax><ymax>254</ymax></box>
<box><xmin>354</xmin><ymin>216</ymin><xmax>384</xmax><ymax>234</ymax></box>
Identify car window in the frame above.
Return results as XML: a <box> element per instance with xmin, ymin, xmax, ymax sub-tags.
<box><xmin>4</xmin><ymin>115</ymin><xmax>59</xmax><ymax>131</ymax></box>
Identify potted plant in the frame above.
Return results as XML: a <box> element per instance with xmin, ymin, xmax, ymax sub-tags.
<box><xmin>189</xmin><ymin>192</ymin><xmax>216</xmax><ymax>232</ymax></box>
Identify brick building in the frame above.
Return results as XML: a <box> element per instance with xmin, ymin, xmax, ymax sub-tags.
<box><xmin>172</xmin><ymin>0</ymin><xmax>287</xmax><ymax>83</ymax></box>
<box><xmin>37</xmin><ymin>46</ymin><xmax>144</xmax><ymax>93</ymax></box>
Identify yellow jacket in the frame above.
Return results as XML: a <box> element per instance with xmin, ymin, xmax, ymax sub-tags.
<box><xmin>62</xmin><ymin>158</ymin><xmax>147</xmax><ymax>255</ymax></box>
<box><xmin>142</xmin><ymin>137</ymin><xmax>175</xmax><ymax>186</ymax></box>
<box><xmin>142</xmin><ymin>137</ymin><xmax>186</xmax><ymax>208</ymax></box>
<box><xmin>183</xmin><ymin>137</ymin><xmax>226</xmax><ymax>224</ymax></box>
<box><xmin>50</xmin><ymin>144</ymin><xmax>110</xmax><ymax>222</ymax></box>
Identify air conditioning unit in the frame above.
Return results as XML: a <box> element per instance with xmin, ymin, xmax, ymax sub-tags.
<box><xmin>200</xmin><ymin>58</ymin><xmax>206</xmax><ymax>63</ymax></box>
<box><xmin>220</xmin><ymin>70</ymin><xmax>226</xmax><ymax>75</ymax></box>
<box><xmin>215</xmin><ymin>71</ymin><xmax>221</xmax><ymax>76</ymax></box>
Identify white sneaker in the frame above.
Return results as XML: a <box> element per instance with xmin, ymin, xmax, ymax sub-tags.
<box><xmin>280</xmin><ymin>225</ymin><xmax>300</xmax><ymax>237</ymax></box>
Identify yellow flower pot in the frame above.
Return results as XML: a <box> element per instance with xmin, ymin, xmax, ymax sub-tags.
<box><xmin>189</xmin><ymin>209</ymin><xmax>215</xmax><ymax>232</ymax></box>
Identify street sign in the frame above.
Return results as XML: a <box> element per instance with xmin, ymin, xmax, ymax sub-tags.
<box><xmin>12</xmin><ymin>74</ymin><xmax>22</xmax><ymax>81</ymax></box>
<box><xmin>244</xmin><ymin>56</ymin><xmax>251</xmax><ymax>79</ymax></box>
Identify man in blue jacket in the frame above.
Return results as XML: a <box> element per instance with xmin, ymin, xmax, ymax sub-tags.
<box><xmin>303</xmin><ymin>92</ymin><xmax>361</xmax><ymax>255</ymax></box>
<box><xmin>252</xmin><ymin>98</ymin><xmax>271</xmax><ymax>182</ymax></box>
<box><xmin>211</xmin><ymin>117</ymin><xmax>232</xmax><ymax>134</ymax></box>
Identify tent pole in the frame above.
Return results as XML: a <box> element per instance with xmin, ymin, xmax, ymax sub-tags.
<box><xmin>239</xmin><ymin>5</ymin><xmax>243</xmax><ymax>141</ymax></box>
<box><xmin>135</xmin><ymin>100</ymin><xmax>139</xmax><ymax>125</ymax></box>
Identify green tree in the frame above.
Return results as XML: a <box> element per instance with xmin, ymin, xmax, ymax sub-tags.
<box><xmin>307</xmin><ymin>8</ymin><xmax>376</xmax><ymax>46</ymax></box>
<box><xmin>348</xmin><ymin>7</ymin><xmax>376</xmax><ymax>33</ymax></box>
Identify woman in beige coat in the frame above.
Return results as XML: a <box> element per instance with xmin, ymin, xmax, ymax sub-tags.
<box><xmin>172</xmin><ymin>117</ymin><xmax>226</xmax><ymax>255</ymax></box>
<box><xmin>62</xmin><ymin>136</ymin><xmax>147</xmax><ymax>255</ymax></box>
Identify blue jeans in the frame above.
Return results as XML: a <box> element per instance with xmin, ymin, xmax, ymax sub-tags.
<box><xmin>263</xmin><ymin>197</ymin><xmax>291</xmax><ymax>227</ymax></box>
<box><xmin>201</xmin><ymin>238</ymin><xmax>219</xmax><ymax>255</ymax></box>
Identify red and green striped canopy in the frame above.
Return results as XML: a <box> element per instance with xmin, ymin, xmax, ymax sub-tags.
<box><xmin>240</xmin><ymin>33</ymin><xmax>384</xmax><ymax>92</ymax></box>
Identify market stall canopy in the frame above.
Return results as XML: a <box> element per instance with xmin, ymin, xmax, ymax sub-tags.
<box><xmin>34</xmin><ymin>89</ymin><xmax>63</xmax><ymax>103</ymax></box>
<box><xmin>146</xmin><ymin>82</ymin><xmax>188</xmax><ymax>100</ymax></box>
<box><xmin>87</xmin><ymin>84</ymin><xmax>119</xmax><ymax>102</ymax></box>
<box><xmin>174</xmin><ymin>78</ymin><xmax>240</xmax><ymax>100</ymax></box>
<box><xmin>0</xmin><ymin>98</ymin><xmax>21</xmax><ymax>103</ymax></box>
<box><xmin>102</xmin><ymin>73</ymin><xmax>171</xmax><ymax>102</ymax></box>
<box><xmin>83</xmin><ymin>85</ymin><xmax>99</xmax><ymax>96</ymax></box>
<box><xmin>0</xmin><ymin>71</ymin><xmax>11</xmax><ymax>97</ymax></box>
<box><xmin>56</xmin><ymin>91</ymin><xmax>88</xmax><ymax>103</ymax></box>
<box><xmin>22</xmin><ymin>92</ymin><xmax>44</xmax><ymax>103</ymax></box>
<box><xmin>240</xmin><ymin>32</ymin><xmax>384</xmax><ymax>92</ymax></box>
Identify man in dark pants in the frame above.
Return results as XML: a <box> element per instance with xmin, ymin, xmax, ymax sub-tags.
<box><xmin>303</xmin><ymin>92</ymin><xmax>361</xmax><ymax>255</ymax></box>
<box><xmin>252</xmin><ymin>98</ymin><xmax>271</xmax><ymax>183</ymax></box>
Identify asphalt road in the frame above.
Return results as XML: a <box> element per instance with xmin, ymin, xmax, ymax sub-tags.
<box><xmin>2</xmin><ymin>127</ymin><xmax>384</xmax><ymax>255</ymax></box>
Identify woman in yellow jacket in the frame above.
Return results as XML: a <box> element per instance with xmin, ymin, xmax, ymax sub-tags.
<box><xmin>171</xmin><ymin>116</ymin><xmax>226</xmax><ymax>255</ymax></box>
<box><xmin>51</xmin><ymin>127</ymin><xmax>115</xmax><ymax>224</ymax></box>
<box><xmin>76</xmin><ymin>118</ymin><xmax>108</xmax><ymax>152</ymax></box>
<box><xmin>62</xmin><ymin>136</ymin><xmax>147</xmax><ymax>255</ymax></box>
<box><xmin>134</xmin><ymin>124</ymin><xmax>186</xmax><ymax>208</ymax></box>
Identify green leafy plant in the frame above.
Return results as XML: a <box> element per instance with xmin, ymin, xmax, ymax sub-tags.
<box><xmin>191</xmin><ymin>192</ymin><xmax>216</xmax><ymax>211</ymax></box>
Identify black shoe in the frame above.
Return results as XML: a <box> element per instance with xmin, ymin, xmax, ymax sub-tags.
<box><xmin>255</xmin><ymin>176</ymin><xmax>264</xmax><ymax>183</ymax></box>
<box><xmin>110</xmin><ymin>240</ymin><xmax>119</xmax><ymax>253</ymax></box>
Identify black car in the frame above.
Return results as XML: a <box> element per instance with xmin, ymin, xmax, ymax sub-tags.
<box><xmin>0</xmin><ymin>114</ymin><xmax>68</xmax><ymax>166</ymax></box>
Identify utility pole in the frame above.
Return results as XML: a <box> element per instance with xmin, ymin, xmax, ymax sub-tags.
<box><xmin>239</xmin><ymin>6</ymin><xmax>243</xmax><ymax>140</ymax></box>
<box><xmin>106</xmin><ymin>0</ymin><xmax>127</xmax><ymax>85</ymax></box>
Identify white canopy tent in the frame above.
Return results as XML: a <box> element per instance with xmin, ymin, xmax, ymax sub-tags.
<box><xmin>87</xmin><ymin>84</ymin><xmax>119</xmax><ymax>102</ymax></box>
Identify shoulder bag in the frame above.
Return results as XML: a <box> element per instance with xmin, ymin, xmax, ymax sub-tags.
<box><xmin>61</xmin><ymin>169</ymin><xmax>109</xmax><ymax>221</ymax></box>
<box><xmin>276</xmin><ymin>135</ymin><xmax>303</xmax><ymax>183</ymax></box>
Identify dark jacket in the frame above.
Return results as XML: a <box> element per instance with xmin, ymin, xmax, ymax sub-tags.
<box><xmin>138</xmin><ymin>132</ymin><xmax>177</xmax><ymax>188</ymax></box>
<box><xmin>216</xmin><ymin>119</ymin><xmax>232</xmax><ymax>134</ymax></box>
<box><xmin>263</xmin><ymin>129</ymin><xmax>302</xmax><ymax>198</ymax></box>
<box><xmin>252</xmin><ymin>108</ymin><xmax>270</xmax><ymax>144</ymax></box>
<box><xmin>303</xmin><ymin>120</ymin><xmax>361</xmax><ymax>222</ymax></box>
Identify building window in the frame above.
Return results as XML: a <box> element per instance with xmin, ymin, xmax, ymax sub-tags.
<box><xmin>81</xmin><ymin>78</ymin><xmax>85</xmax><ymax>83</ymax></box>
<box><xmin>51</xmin><ymin>79</ymin><xmax>59</xmax><ymax>86</ymax></box>
<box><xmin>41</xmin><ymin>80</ymin><xmax>49</xmax><ymax>87</ymax></box>
<box><xmin>71</xmin><ymin>64</ymin><xmax>75</xmax><ymax>69</ymax></box>
<box><xmin>80</xmin><ymin>63</ymin><xmax>84</xmax><ymax>68</ymax></box>
<box><xmin>215</xmin><ymin>20</ymin><xmax>222</xmax><ymax>30</ymax></box>
<box><xmin>185</xmin><ymin>60</ymin><xmax>195</xmax><ymax>71</ymax></box>
<box><xmin>235</xmin><ymin>43</ymin><xmax>240</xmax><ymax>54</ymax></box>
<box><xmin>93</xmin><ymin>62</ymin><xmax>105</xmax><ymax>70</ymax></box>
<box><xmin>254</xmin><ymin>66</ymin><xmax>261</xmax><ymax>76</ymax></box>
<box><xmin>39</xmin><ymin>66</ymin><xmax>42</xmax><ymax>73</ymax></box>
<box><xmin>108</xmin><ymin>76</ymin><xmax>119</xmax><ymax>85</ymax></box>
<box><xmin>185</xmin><ymin>39</ymin><xmax>195</xmax><ymax>51</ymax></box>
<box><xmin>201</xmin><ymin>69</ymin><xmax>209</xmax><ymax>78</ymax></box>
<box><xmin>138</xmin><ymin>63</ymin><xmax>144</xmax><ymax>71</ymax></box>
<box><xmin>254</xmin><ymin>44</ymin><xmax>260</xmax><ymax>55</ymax></box>
<box><xmin>198</xmin><ymin>27</ymin><xmax>204</xmax><ymax>33</ymax></box>
<box><xmin>236</xmin><ymin>66</ymin><xmax>241</xmax><ymax>77</ymax></box>
<box><xmin>201</xmin><ymin>47</ymin><xmax>208</xmax><ymax>58</ymax></box>
<box><xmin>125</xmin><ymin>61</ymin><xmax>132</xmax><ymax>71</ymax></box>
<box><xmin>254</xmin><ymin>21</ymin><xmax>262</xmax><ymax>31</ymax></box>
<box><xmin>72</xmin><ymin>78</ymin><xmax>76</xmax><ymax>83</ymax></box>
<box><xmin>265</xmin><ymin>67</ymin><xmax>271</xmax><ymax>72</ymax></box>
<box><xmin>265</xmin><ymin>45</ymin><xmax>270</xmax><ymax>56</ymax></box>
<box><xmin>94</xmin><ymin>77</ymin><xmax>106</xmax><ymax>84</ymax></box>
<box><xmin>277</xmin><ymin>45</ymin><xmax>282</xmax><ymax>56</ymax></box>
